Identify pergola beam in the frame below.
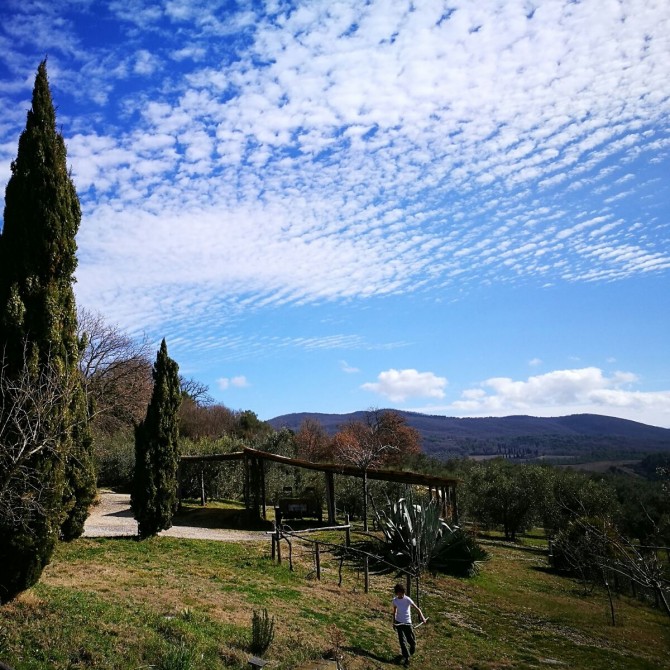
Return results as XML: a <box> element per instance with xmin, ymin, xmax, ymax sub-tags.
<box><xmin>180</xmin><ymin>446</ymin><xmax>460</xmax><ymax>524</ymax></box>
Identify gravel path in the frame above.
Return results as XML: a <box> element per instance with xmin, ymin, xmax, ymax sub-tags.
<box><xmin>84</xmin><ymin>491</ymin><xmax>266</xmax><ymax>542</ymax></box>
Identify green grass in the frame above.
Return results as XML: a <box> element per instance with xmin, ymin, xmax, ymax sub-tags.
<box><xmin>0</xmin><ymin>532</ymin><xmax>668</xmax><ymax>670</ymax></box>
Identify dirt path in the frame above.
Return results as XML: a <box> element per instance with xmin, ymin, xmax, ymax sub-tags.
<box><xmin>84</xmin><ymin>491</ymin><xmax>266</xmax><ymax>542</ymax></box>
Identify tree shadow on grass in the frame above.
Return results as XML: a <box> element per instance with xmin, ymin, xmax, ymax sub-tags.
<box><xmin>343</xmin><ymin>646</ymin><xmax>396</xmax><ymax>665</ymax></box>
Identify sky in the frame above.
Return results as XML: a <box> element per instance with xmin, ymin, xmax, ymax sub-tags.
<box><xmin>0</xmin><ymin>0</ymin><xmax>669</xmax><ymax>428</ymax></box>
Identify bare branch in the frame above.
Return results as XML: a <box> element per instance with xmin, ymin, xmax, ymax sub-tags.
<box><xmin>0</xmin><ymin>351</ymin><xmax>80</xmax><ymax>533</ymax></box>
<box><xmin>77</xmin><ymin>308</ymin><xmax>153</xmax><ymax>431</ymax></box>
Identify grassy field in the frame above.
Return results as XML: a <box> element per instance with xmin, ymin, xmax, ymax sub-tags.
<box><xmin>0</xmin><ymin>523</ymin><xmax>668</xmax><ymax>670</ymax></box>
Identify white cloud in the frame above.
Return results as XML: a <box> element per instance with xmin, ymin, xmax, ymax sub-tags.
<box><xmin>217</xmin><ymin>375</ymin><xmax>250</xmax><ymax>391</ymax></box>
<box><xmin>443</xmin><ymin>367</ymin><xmax>670</xmax><ymax>427</ymax></box>
<box><xmin>134</xmin><ymin>49</ymin><xmax>159</xmax><ymax>76</ymax></box>
<box><xmin>340</xmin><ymin>360</ymin><xmax>360</xmax><ymax>374</ymax></box>
<box><xmin>362</xmin><ymin>369</ymin><xmax>447</xmax><ymax>403</ymax></box>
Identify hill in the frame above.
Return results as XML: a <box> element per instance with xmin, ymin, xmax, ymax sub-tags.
<box><xmin>2</xmin><ymin>526</ymin><xmax>667</xmax><ymax>669</ymax></box>
<box><xmin>268</xmin><ymin>411</ymin><xmax>670</xmax><ymax>459</ymax></box>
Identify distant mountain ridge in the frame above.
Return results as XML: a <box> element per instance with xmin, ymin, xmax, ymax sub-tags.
<box><xmin>268</xmin><ymin>411</ymin><xmax>670</xmax><ymax>459</ymax></box>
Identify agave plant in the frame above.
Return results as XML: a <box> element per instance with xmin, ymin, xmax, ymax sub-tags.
<box><xmin>377</xmin><ymin>491</ymin><xmax>487</xmax><ymax>579</ymax></box>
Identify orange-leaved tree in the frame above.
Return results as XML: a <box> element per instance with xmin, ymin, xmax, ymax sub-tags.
<box><xmin>332</xmin><ymin>409</ymin><xmax>420</xmax><ymax>530</ymax></box>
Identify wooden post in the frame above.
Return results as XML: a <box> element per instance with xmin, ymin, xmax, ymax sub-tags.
<box><xmin>345</xmin><ymin>514</ymin><xmax>351</xmax><ymax>547</ymax></box>
<box><xmin>452</xmin><ymin>485</ymin><xmax>459</xmax><ymax>526</ymax></box>
<box><xmin>276</xmin><ymin>528</ymin><xmax>282</xmax><ymax>565</ymax></box>
<box><xmin>364</xmin><ymin>556</ymin><xmax>369</xmax><ymax>593</ymax></box>
<box><xmin>325</xmin><ymin>471</ymin><xmax>336</xmax><ymax>524</ymax></box>
<box><xmin>315</xmin><ymin>542</ymin><xmax>321</xmax><ymax>580</ymax></box>
<box><xmin>260</xmin><ymin>459</ymin><xmax>267</xmax><ymax>520</ymax></box>
<box><xmin>243</xmin><ymin>453</ymin><xmax>250</xmax><ymax>512</ymax></box>
<box><xmin>176</xmin><ymin>461</ymin><xmax>183</xmax><ymax>509</ymax></box>
<box><xmin>200</xmin><ymin>468</ymin><xmax>206</xmax><ymax>507</ymax></box>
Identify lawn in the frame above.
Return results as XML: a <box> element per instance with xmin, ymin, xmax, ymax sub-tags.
<box><xmin>0</xmin><ymin>529</ymin><xmax>668</xmax><ymax>669</ymax></box>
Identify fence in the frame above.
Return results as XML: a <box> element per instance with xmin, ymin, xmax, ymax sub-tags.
<box><xmin>268</xmin><ymin>516</ymin><xmax>414</xmax><ymax>597</ymax></box>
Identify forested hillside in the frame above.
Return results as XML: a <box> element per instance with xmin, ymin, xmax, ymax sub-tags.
<box><xmin>269</xmin><ymin>410</ymin><xmax>670</xmax><ymax>459</ymax></box>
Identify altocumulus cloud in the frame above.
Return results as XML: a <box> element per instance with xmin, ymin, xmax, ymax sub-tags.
<box><xmin>362</xmin><ymin>369</ymin><xmax>447</xmax><ymax>403</ymax></box>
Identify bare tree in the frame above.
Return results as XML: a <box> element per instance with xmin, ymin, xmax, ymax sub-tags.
<box><xmin>179</xmin><ymin>375</ymin><xmax>214</xmax><ymax>406</ymax></box>
<box><xmin>0</xmin><ymin>352</ymin><xmax>79</xmax><ymax>532</ymax></box>
<box><xmin>551</xmin><ymin>491</ymin><xmax>670</xmax><ymax>622</ymax></box>
<box><xmin>333</xmin><ymin>409</ymin><xmax>403</xmax><ymax>531</ymax></box>
<box><xmin>179</xmin><ymin>399</ymin><xmax>237</xmax><ymax>441</ymax></box>
<box><xmin>77</xmin><ymin>308</ymin><xmax>153</xmax><ymax>432</ymax></box>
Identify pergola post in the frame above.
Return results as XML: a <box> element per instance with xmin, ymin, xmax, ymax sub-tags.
<box><xmin>260</xmin><ymin>459</ymin><xmax>267</xmax><ymax>520</ymax></box>
<box><xmin>324</xmin><ymin>471</ymin><xmax>336</xmax><ymax>524</ymax></box>
<box><xmin>247</xmin><ymin>456</ymin><xmax>262</xmax><ymax>519</ymax></box>
<box><xmin>452</xmin><ymin>484</ymin><xmax>459</xmax><ymax>526</ymax></box>
<box><xmin>243</xmin><ymin>453</ymin><xmax>250</xmax><ymax>511</ymax></box>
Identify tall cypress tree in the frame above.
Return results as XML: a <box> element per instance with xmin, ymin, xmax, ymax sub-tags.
<box><xmin>132</xmin><ymin>339</ymin><xmax>181</xmax><ymax>539</ymax></box>
<box><xmin>0</xmin><ymin>61</ymin><xmax>95</xmax><ymax>601</ymax></box>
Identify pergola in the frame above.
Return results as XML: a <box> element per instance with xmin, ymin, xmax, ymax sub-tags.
<box><xmin>180</xmin><ymin>446</ymin><xmax>460</xmax><ymax>525</ymax></box>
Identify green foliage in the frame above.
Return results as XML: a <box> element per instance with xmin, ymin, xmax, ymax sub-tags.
<box><xmin>61</xmin><ymin>384</ymin><xmax>97</xmax><ymax>540</ymax></box>
<box><xmin>94</xmin><ymin>427</ymin><xmax>136</xmax><ymax>490</ymax></box>
<box><xmin>542</xmin><ymin>467</ymin><xmax>618</xmax><ymax>534</ymax></box>
<box><xmin>250</xmin><ymin>608</ymin><xmax>275</xmax><ymax>655</ymax></box>
<box><xmin>463</xmin><ymin>460</ymin><xmax>549</xmax><ymax>540</ymax></box>
<box><xmin>179</xmin><ymin>436</ymin><xmax>245</xmax><ymax>501</ymax></box>
<box><xmin>376</xmin><ymin>493</ymin><xmax>488</xmax><ymax>578</ymax></box>
<box><xmin>605</xmin><ymin>472</ymin><xmax>669</xmax><ymax>545</ymax></box>
<box><xmin>0</xmin><ymin>60</ymin><xmax>94</xmax><ymax>602</ymax></box>
<box><xmin>549</xmin><ymin>516</ymin><xmax>616</xmax><ymax>583</ymax></box>
<box><xmin>132</xmin><ymin>339</ymin><xmax>182</xmax><ymax>539</ymax></box>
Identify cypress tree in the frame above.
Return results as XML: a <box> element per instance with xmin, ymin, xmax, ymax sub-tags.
<box><xmin>0</xmin><ymin>60</ymin><xmax>95</xmax><ymax>601</ymax></box>
<box><xmin>132</xmin><ymin>339</ymin><xmax>181</xmax><ymax>539</ymax></box>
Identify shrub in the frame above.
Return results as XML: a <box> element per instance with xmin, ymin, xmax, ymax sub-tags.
<box><xmin>250</xmin><ymin>608</ymin><xmax>275</xmax><ymax>655</ymax></box>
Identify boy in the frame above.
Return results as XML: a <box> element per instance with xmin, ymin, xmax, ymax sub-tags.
<box><xmin>392</xmin><ymin>583</ymin><xmax>426</xmax><ymax>666</ymax></box>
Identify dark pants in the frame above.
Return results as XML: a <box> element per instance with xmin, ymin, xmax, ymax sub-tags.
<box><xmin>396</xmin><ymin>624</ymin><xmax>416</xmax><ymax>659</ymax></box>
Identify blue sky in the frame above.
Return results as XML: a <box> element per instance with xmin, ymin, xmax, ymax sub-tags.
<box><xmin>1</xmin><ymin>0</ymin><xmax>669</xmax><ymax>427</ymax></box>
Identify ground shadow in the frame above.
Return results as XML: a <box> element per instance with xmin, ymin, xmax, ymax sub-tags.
<box><xmin>478</xmin><ymin>535</ymin><xmax>547</xmax><ymax>556</ymax></box>
<box><xmin>343</xmin><ymin>646</ymin><xmax>396</xmax><ymax>665</ymax></box>
<box><xmin>105</xmin><ymin>508</ymin><xmax>135</xmax><ymax>519</ymax></box>
<box><xmin>173</xmin><ymin>506</ymin><xmax>273</xmax><ymax>532</ymax></box>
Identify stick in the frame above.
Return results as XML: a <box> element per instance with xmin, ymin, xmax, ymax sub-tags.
<box><xmin>393</xmin><ymin>618</ymin><xmax>429</xmax><ymax>629</ymax></box>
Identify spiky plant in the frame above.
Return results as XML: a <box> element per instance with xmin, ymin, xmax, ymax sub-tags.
<box><xmin>377</xmin><ymin>491</ymin><xmax>488</xmax><ymax>580</ymax></box>
<box><xmin>250</xmin><ymin>608</ymin><xmax>275</xmax><ymax>655</ymax></box>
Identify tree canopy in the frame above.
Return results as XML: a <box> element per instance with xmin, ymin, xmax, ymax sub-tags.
<box><xmin>131</xmin><ymin>339</ymin><xmax>182</xmax><ymax>539</ymax></box>
<box><xmin>0</xmin><ymin>60</ymin><xmax>94</xmax><ymax>602</ymax></box>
